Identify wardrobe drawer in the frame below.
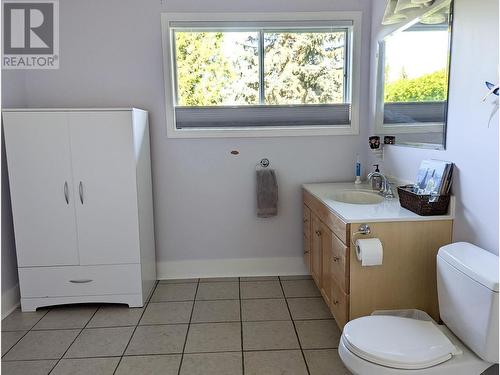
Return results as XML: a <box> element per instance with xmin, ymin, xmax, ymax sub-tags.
<box><xmin>19</xmin><ymin>264</ymin><xmax>142</xmax><ymax>298</ymax></box>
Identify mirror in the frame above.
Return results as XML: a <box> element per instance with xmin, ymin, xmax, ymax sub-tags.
<box><xmin>375</xmin><ymin>1</ymin><xmax>453</xmax><ymax>149</ymax></box>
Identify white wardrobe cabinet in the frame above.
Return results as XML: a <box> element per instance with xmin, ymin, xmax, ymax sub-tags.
<box><xmin>3</xmin><ymin>108</ymin><xmax>156</xmax><ymax>311</ymax></box>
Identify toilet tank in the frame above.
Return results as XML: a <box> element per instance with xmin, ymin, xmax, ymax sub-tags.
<box><xmin>437</xmin><ymin>242</ymin><xmax>499</xmax><ymax>363</ymax></box>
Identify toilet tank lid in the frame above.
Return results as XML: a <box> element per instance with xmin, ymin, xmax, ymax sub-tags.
<box><xmin>438</xmin><ymin>242</ymin><xmax>499</xmax><ymax>292</ymax></box>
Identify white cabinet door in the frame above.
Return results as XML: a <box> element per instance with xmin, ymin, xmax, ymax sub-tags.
<box><xmin>69</xmin><ymin>111</ymin><xmax>140</xmax><ymax>265</ymax></box>
<box><xmin>3</xmin><ymin>112</ymin><xmax>79</xmax><ymax>267</ymax></box>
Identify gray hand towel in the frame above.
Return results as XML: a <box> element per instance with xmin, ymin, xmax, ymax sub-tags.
<box><xmin>256</xmin><ymin>169</ymin><xmax>278</xmax><ymax>218</ymax></box>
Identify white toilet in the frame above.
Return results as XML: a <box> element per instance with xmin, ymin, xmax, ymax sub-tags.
<box><xmin>339</xmin><ymin>242</ymin><xmax>499</xmax><ymax>375</ymax></box>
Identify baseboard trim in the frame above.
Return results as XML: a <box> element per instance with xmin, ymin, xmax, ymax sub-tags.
<box><xmin>2</xmin><ymin>283</ymin><xmax>20</xmax><ymax>319</ymax></box>
<box><xmin>156</xmin><ymin>256</ymin><xmax>308</xmax><ymax>280</ymax></box>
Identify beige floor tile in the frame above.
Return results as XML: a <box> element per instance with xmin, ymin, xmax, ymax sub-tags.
<box><xmin>151</xmin><ymin>283</ymin><xmax>197</xmax><ymax>302</ymax></box>
<box><xmin>51</xmin><ymin>357</ymin><xmax>120</xmax><ymax>375</ymax></box>
<box><xmin>287</xmin><ymin>297</ymin><xmax>333</xmax><ymax>320</ymax></box>
<box><xmin>32</xmin><ymin>306</ymin><xmax>98</xmax><ymax>330</ymax></box>
<box><xmin>304</xmin><ymin>349</ymin><xmax>352</xmax><ymax>375</ymax></box>
<box><xmin>2</xmin><ymin>331</ymin><xmax>26</xmax><ymax>355</ymax></box>
<box><xmin>87</xmin><ymin>305</ymin><xmax>143</xmax><ymax>328</ymax></box>
<box><xmin>242</xmin><ymin>321</ymin><xmax>299</xmax><ymax>350</ymax></box>
<box><xmin>196</xmin><ymin>282</ymin><xmax>239</xmax><ymax>300</ymax></box>
<box><xmin>241</xmin><ymin>299</ymin><xmax>290</xmax><ymax>321</ymax></box>
<box><xmin>199</xmin><ymin>277</ymin><xmax>239</xmax><ymax>282</ymax></box>
<box><xmin>4</xmin><ymin>329</ymin><xmax>80</xmax><ymax>360</ymax></box>
<box><xmin>185</xmin><ymin>322</ymin><xmax>241</xmax><ymax>353</ymax></box>
<box><xmin>115</xmin><ymin>355</ymin><xmax>181</xmax><ymax>375</ymax></box>
<box><xmin>191</xmin><ymin>300</ymin><xmax>240</xmax><ymax>323</ymax></box>
<box><xmin>281</xmin><ymin>280</ymin><xmax>321</xmax><ymax>298</ymax></box>
<box><xmin>1</xmin><ymin>309</ymin><xmax>48</xmax><ymax>331</ymax></box>
<box><xmin>140</xmin><ymin>301</ymin><xmax>193</xmax><ymax>325</ymax></box>
<box><xmin>295</xmin><ymin>320</ymin><xmax>341</xmax><ymax>349</ymax></box>
<box><xmin>125</xmin><ymin>324</ymin><xmax>188</xmax><ymax>355</ymax></box>
<box><xmin>240</xmin><ymin>281</ymin><xmax>284</xmax><ymax>299</ymax></box>
<box><xmin>244</xmin><ymin>350</ymin><xmax>308</xmax><ymax>375</ymax></box>
<box><xmin>65</xmin><ymin>326</ymin><xmax>134</xmax><ymax>358</ymax></box>
<box><xmin>1</xmin><ymin>359</ymin><xmax>57</xmax><ymax>375</ymax></box>
<box><xmin>180</xmin><ymin>352</ymin><xmax>243</xmax><ymax>375</ymax></box>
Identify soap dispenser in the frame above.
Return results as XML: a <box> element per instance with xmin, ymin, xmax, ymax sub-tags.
<box><xmin>371</xmin><ymin>165</ymin><xmax>382</xmax><ymax>191</ymax></box>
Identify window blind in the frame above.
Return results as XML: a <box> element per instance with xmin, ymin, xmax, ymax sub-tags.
<box><xmin>384</xmin><ymin>101</ymin><xmax>446</xmax><ymax>124</ymax></box>
<box><xmin>175</xmin><ymin>104</ymin><xmax>351</xmax><ymax>129</ymax></box>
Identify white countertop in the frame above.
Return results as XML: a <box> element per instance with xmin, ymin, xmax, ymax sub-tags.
<box><xmin>302</xmin><ymin>182</ymin><xmax>455</xmax><ymax>223</ymax></box>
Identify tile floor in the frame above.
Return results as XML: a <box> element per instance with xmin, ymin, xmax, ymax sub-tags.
<box><xmin>1</xmin><ymin>275</ymin><xmax>352</xmax><ymax>375</ymax></box>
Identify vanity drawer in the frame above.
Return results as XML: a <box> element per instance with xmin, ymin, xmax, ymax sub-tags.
<box><xmin>330</xmin><ymin>282</ymin><xmax>349</xmax><ymax>328</ymax></box>
<box><xmin>18</xmin><ymin>264</ymin><xmax>142</xmax><ymax>298</ymax></box>
<box><xmin>330</xmin><ymin>234</ymin><xmax>349</xmax><ymax>293</ymax></box>
<box><xmin>303</xmin><ymin>190</ymin><xmax>348</xmax><ymax>244</ymax></box>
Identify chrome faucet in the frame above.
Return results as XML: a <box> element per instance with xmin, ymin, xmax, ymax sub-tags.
<box><xmin>367</xmin><ymin>171</ymin><xmax>395</xmax><ymax>199</ymax></box>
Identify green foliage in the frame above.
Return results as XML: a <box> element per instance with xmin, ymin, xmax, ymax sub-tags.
<box><xmin>175</xmin><ymin>32</ymin><xmax>235</xmax><ymax>106</ymax></box>
<box><xmin>263</xmin><ymin>32</ymin><xmax>345</xmax><ymax>105</ymax></box>
<box><xmin>174</xmin><ymin>31</ymin><xmax>346</xmax><ymax>106</ymax></box>
<box><xmin>384</xmin><ymin>69</ymin><xmax>448</xmax><ymax>102</ymax></box>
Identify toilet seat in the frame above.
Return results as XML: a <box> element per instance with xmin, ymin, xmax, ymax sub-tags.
<box><xmin>342</xmin><ymin>315</ymin><xmax>461</xmax><ymax>370</ymax></box>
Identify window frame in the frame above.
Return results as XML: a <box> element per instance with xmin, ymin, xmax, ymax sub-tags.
<box><xmin>375</xmin><ymin>23</ymin><xmax>451</xmax><ymax>137</ymax></box>
<box><xmin>161</xmin><ymin>12</ymin><xmax>362</xmax><ymax>138</ymax></box>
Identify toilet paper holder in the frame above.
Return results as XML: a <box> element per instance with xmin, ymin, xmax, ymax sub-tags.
<box><xmin>351</xmin><ymin>224</ymin><xmax>371</xmax><ymax>246</ymax></box>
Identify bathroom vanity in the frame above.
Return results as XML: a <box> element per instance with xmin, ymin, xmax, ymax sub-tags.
<box><xmin>303</xmin><ymin>183</ymin><xmax>453</xmax><ymax>329</ymax></box>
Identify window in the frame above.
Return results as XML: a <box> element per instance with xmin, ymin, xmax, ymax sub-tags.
<box><xmin>161</xmin><ymin>13</ymin><xmax>361</xmax><ymax>137</ymax></box>
<box><xmin>380</xmin><ymin>23</ymin><xmax>451</xmax><ymax>126</ymax></box>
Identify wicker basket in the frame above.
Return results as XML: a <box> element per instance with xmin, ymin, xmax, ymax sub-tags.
<box><xmin>397</xmin><ymin>185</ymin><xmax>450</xmax><ymax>216</ymax></box>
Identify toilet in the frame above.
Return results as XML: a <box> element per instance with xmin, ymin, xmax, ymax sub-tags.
<box><xmin>339</xmin><ymin>242</ymin><xmax>499</xmax><ymax>375</ymax></box>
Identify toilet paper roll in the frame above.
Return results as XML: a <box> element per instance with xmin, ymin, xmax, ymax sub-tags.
<box><xmin>356</xmin><ymin>238</ymin><xmax>383</xmax><ymax>266</ymax></box>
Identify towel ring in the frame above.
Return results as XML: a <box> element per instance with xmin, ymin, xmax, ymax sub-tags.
<box><xmin>256</xmin><ymin>158</ymin><xmax>270</xmax><ymax>170</ymax></box>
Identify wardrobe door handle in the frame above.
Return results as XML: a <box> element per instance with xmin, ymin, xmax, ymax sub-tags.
<box><xmin>69</xmin><ymin>279</ymin><xmax>93</xmax><ymax>284</ymax></box>
<box><xmin>64</xmin><ymin>182</ymin><xmax>69</xmax><ymax>204</ymax></box>
<box><xmin>79</xmin><ymin>181</ymin><xmax>84</xmax><ymax>204</ymax></box>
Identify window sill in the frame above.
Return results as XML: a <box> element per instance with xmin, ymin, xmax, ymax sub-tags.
<box><xmin>166</xmin><ymin>125</ymin><xmax>358</xmax><ymax>138</ymax></box>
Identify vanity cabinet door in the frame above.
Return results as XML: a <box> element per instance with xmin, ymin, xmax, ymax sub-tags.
<box><xmin>303</xmin><ymin>205</ymin><xmax>312</xmax><ymax>272</ymax></box>
<box><xmin>331</xmin><ymin>234</ymin><xmax>349</xmax><ymax>293</ymax></box>
<box><xmin>311</xmin><ymin>215</ymin><xmax>323</xmax><ymax>288</ymax></box>
<box><xmin>330</xmin><ymin>281</ymin><xmax>349</xmax><ymax>328</ymax></box>
<box><xmin>320</xmin><ymin>223</ymin><xmax>333</xmax><ymax>306</ymax></box>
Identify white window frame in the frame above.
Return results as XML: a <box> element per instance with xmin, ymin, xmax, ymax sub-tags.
<box><xmin>161</xmin><ymin>12</ymin><xmax>362</xmax><ymax>138</ymax></box>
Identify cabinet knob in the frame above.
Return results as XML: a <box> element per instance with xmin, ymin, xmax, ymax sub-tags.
<box><xmin>333</xmin><ymin>256</ymin><xmax>340</xmax><ymax>262</ymax></box>
<box><xmin>333</xmin><ymin>300</ymin><xmax>339</xmax><ymax>305</ymax></box>
<box><xmin>315</xmin><ymin>230</ymin><xmax>322</xmax><ymax>236</ymax></box>
<box><xmin>304</xmin><ymin>250</ymin><xmax>310</xmax><ymax>254</ymax></box>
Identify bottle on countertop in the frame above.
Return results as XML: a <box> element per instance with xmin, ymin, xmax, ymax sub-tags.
<box><xmin>371</xmin><ymin>164</ymin><xmax>383</xmax><ymax>191</ymax></box>
<box><xmin>355</xmin><ymin>154</ymin><xmax>362</xmax><ymax>184</ymax></box>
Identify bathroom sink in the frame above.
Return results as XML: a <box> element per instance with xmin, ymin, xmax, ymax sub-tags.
<box><xmin>329</xmin><ymin>190</ymin><xmax>384</xmax><ymax>205</ymax></box>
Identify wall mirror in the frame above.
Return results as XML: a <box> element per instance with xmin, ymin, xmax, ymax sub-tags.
<box><xmin>375</xmin><ymin>1</ymin><xmax>453</xmax><ymax>149</ymax></box>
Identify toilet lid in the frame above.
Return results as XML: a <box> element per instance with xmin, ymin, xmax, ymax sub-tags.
<box><xmin>342</xmin><ymin>316</ymin><xmax>460</xmax><ymax>370</ymax></box>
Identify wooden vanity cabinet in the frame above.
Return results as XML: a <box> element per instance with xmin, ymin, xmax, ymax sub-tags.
<box><xmin>303</xmin><ymin>189</ymin><xmax>453</xmax><ymax>329</ymax></box>
<box><xmin>303</xmin><ymin>205</ymin><xmax>312</xmax><ymax>272</ymax></box>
